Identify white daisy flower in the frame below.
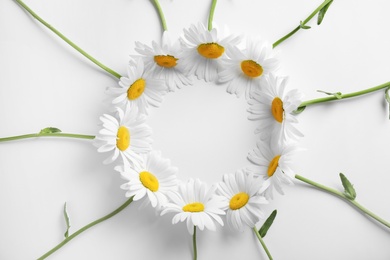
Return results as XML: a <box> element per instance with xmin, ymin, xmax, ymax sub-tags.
<box><xmin>247</xmin><ymin>139</ymin><xmax>298</xmax><ymax>200</ymax></box>
<box><xmin>107</xmin><ymin>58</ymin><xmax>167</xmax><ymax>115</ymax></box>
<box><xmin>180</xmin><ymin>23</ymin><xmax>242</xmax><ymax>82</ymax></box>
<box><xmin>217</xmin><ymin>170</ymin><xmax>268</xmax><ymax>231</ymax></box>
<box><xmin>118</xmin><ymin>150</ymin><xmax>178</xmax><ymax>209</ymax></box>
<box><xmin>94</xmin><ymin>107</ymin><xmax>152</xmax><ymax>166</ymax></box>
<box><xmin>134</xmin><ymin>31</ymin><xmax>192</xmax><ymax>91</ymax></box>
<box><xmin>219</xmin><ymin>37</ymin><xmax>279</xmax><ymax>99</ymax></box>
<box><xmin>248</xmin><ymin>74</ymin><xmax>303</xmax><ymax>142</ymax></box>
<box><xmin>161</xmin><ymin>179</ymin><xmax>226</xmax><ymax>235</ymax></box>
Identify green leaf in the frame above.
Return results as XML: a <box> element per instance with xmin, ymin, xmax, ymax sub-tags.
<box><xmin>63</xmin><ymin>202</ymin><xmax>71</xmax><ymax>238</ymax></box>
<box><xmin>293</xmin><ymin>106</ymin><xmax>306</xmax><ymax>115</ymax></box>
<box><xmin>317</xmin><ymin>90</ymin><xmax>343</xmax><ymax>99</ymax></box>
<box><xmin>385</xmin><ymin>87</ymin><xmax>390</xmax><ymax>120</ymax></box>
<box><xmin>300</xmin><ymin>21</ymin><xmax>311</xmax><ymax>30</ymax></box>
<box><xmin>317</xmin><ymin>0</ymin><xmax>333</xmax><ymax>25</ymax></box>
<box><xmin>259</xmin><ymin>210</ymin><xmax>277</xmax><ymax>238</ymax></box>
<box><xmin>339</xmin><ymin>173</ymin><xmax>356</xmax><ymax>200</ymax></box>
<box><xmin>39</xmin><ymin>127</ymin><xmax>62</xmax><ymax>134</ymax></box>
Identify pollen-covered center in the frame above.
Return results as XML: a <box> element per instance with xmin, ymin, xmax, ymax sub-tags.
<box><xmin>183</xmin><ymin>202</ymin><xmax>205</xmax><ymax>212</ymax></box>
<box><xmin>127</xmin><ymin>78</ymin><xmax>145</xmax><ymax>100</ymax></box>
<box><xmin>197</xmin><ymin>43</ymin><xmax>225</xmax><ymax>59</ymax></box>
<box><xmin>271</xmin><ymin>97</ymin><xmax>284</xmax><ymax>123</ymax></box>
<box><xmin>116</xmin><ymin>126</ymin><xmax>130</xmax><ymax>151</ymax></box>
<box><xmin>229</xmin><ymin>192</ymin><xmax>249</xmax><ymax>210</ymax></box>
<box><xmin>241</xmin><ymin>60</ymin><xmax>263</xmax><ymax>78</ymax></box>
<box><xmin>267</xmin><ymin>155</ymin><xmax>281</xmax><ymax>177</ymax></box>
<box><xmin>139</xmin><ymin>171</ymin><xmax>159</xmax><ymax>192</ymax></box>
<box><xmin>154</xmin><ymin>55</ymin><xmax>178</xmax><ymax>68</ymax></box>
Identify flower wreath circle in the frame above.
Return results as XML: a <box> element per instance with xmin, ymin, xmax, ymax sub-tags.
<box><xmin>6</xmin><ymin>0</ymin><xmax>390</xmax><ymax>259</ymax></box>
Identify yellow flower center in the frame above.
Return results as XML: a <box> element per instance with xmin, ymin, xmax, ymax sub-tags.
<box><xmin>182</xmin><ymin>202</ymin><xmax>205</xmax><ymax>212</ymax></box>
<box><xmin>116</xmin><ymin>126</ymin><xmax>130</xmax><ymax>151</ymax></box>
<box><xmin>271</xmin><ymin>97</ymin><xmax>284</xmax><ymax>123</ymax></box>
<box><xmin>154</xmin><ymin>55</ymin><xmax>178</xmax><ymax>68</ymax></box>
<box><xmin>267</xmin><ymin>155</ymin><xmax>281</xmax><ymax>177</ymax></box>
<box><xmin>240</xmin><ymin>60</ymin><xmax>263</xmax><ymax>78</ymax></box>
<box><xmin>229</xmin><ymin>192</ymin><xmax>249</xmax><ymax>210</ymax></box>
<box><xmin>139</xmin><ymin>171</ymin><xmax>159</xmax><ymax>192</ymax></box>
<box><xmin>127</xmin><ymin>78</ymin><xmax>145</xmax><ymax>100</ymax></box>
<box><xmin>197</xmin><ymin>43</ymin><xmax>225</xmax><ymax>59</ymax></box>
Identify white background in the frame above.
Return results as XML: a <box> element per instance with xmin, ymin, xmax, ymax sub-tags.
<box><xmin>1</xmin><ymin>0</ymin><xmax>390</xmax><ymax>259</ymax></box>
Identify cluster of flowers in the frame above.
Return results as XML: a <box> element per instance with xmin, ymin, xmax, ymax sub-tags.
<box><xmin>94</xmin><ymin>23</ymin><xmax>303</xmax><ymax>234</ymax></box>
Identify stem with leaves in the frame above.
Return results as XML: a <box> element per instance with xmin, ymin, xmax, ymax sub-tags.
<box><xmin>253</xmin><ymin>227</ymin><xmax>273</xmax><ymax>260</ymax></box>
<box><xmin>38</xmin><ymin>197</ymin><xmax>134</xmax><ymax>259</ymax></box>
<box><xmin>208</xmin><ymin>0</ymin><xmax>218</xmax><ymax>31</ymax></box>
<box><xmin>296</xmin><ymin>81</ymin><xmax>390</xmax><ymax>113</ymax></box>
<box><xmin>295</xmin><ymin>174</ymin><xmax>390</xmax><ymax>229</ymax></box>
<box><xmin>151</xmin><ymin>0</ymin><xmax>167</xmax><ymax>31</ymax></box>
<box><xmin>273</xmin><ymin>0</ymin><xmax>333</xmax><ymax>48</ymax></box>
<box><xmin>14</xmin><ymin>0</ymin><xmax>122</xmax><ymax>79</ymax></box>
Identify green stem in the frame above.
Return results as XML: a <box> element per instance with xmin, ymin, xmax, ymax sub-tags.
<box><xmin>295</xmin><ymin>174</ymin><xmax>390</xmax><ymax>229</ymax></box>
<box><xmin>0</xmin><ymin>133</ymin><xmax>95</xmax><ymax>143</ymax></box>
<box><xmin>151</xmin><ymin>0</ymin><xmax>167</xmax><ymax>31</ymax></box>
<box><xmin>208</xmin><ymin>0</ymin><xmax>218</xmax><ymax>31</ymax></box>
<box><xmin>298</xmin><ymin>81</ymin><xmax>390</xmax><ymax>110</ymax></box>
<box><xmin>193</xmin><ymin>226</ymin><xmax>197</xmax><ymax>260</ymax></box>
<box><xmin>273</xmin><ymin>0</ymin><xmax>333</xmax><ymax>48</ymax></box>
<box><xmin>14</xmin><ymin>0</ymin><xmax>122</xmax><ymax>79</ymax></box>
<box><xmin>38</xmin><ymin>196</ymin><xmax>134</xmax><ymax>259</ymax></box>
<box><xmin>253</xmin><ymin>227</ymin><xmax>273</xmax><ymax>260</ymax></box>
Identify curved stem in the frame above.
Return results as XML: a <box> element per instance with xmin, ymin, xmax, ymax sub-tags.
<box><xmin>253</xmin><ymin>227</ymin><xmax>273</xmax><ymax>260</ymax></box>
<box><xmin>273</xmin><ymin>0</ymin><xmax>333</xmax><ymax>48</ymax></box>
<box><xmin>295</xmin><ymin>174</ymin><xmax>390</xmax><ymax>229</ymax></box>
<box><xmin>151</xmin><ymin>0</ymin><xmax>167</xmax><ymax>31</ymax></box>
<box><xmin>208</xmin><ymin>0</ymin><xmax>218</xmax><ymax>31</ymax></box>
<box><xmin>298</xmin><ymin>81</ymin><xmax>390</xmax><ymax>110</ymax></box>
<box><xmin>38</xmin><ymin>196</ymin><xmax>134</xmax><ymax>259</ymax></box>
<box><xmin>192</xmin><ymin>226</ymin><xmax>197</xmax><ymax>260</ymax></box>
<box><xmin>0</xmin><ymin>133</ymin><xmax>95</xmax><ymax>143</ymax></box>
<box><xmin>14</xmin><ymin>0</ymin><xmax>122</xmax><ymax>79</ymax></box>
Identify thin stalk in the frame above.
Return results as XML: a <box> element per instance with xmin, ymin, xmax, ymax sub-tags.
<box><xmin>152</xmin><ymin>0</ymin><xmax>167</xmax><ymax>31</ymax></box>
<box><xmin>208</xmin><ymin>0</ymin><xmax>218</xmax><ymax>31</ymax></box>
<box><xmin>0</xmin><ymin>133</ymin><xmax>95</xmax><ymax>143</ymax></box>
<box><xmin>273</xmin><ymin>0</ymin><xmax>333</xmax><ymax>48</ymax></box>
<box><xmin>298</xmin><ymin>81</ymin><xmax>390</xmax><ymax>110</ymax></box>
<box><xmin>14</xmin><ymin>0</ymin><xmax>122</xmax><ymax>79</ymax></box>
<box><xmin>193</xmin><ymin>226</ymin><xmax>197</xmax><ymax>260</ymax></box>
<box><xmin>253</xmin><ymin>227</ymin><xmax>273</xmax><ymax>260</ymax></box>
<box><xmin>38</xmin><ymin>197</ymin><xmax>134</xmax><ymax>259</ymax></box>
<box><xmin>295</xmin><ymin>174</ymin><xmax>390</xmax><ymax>229</ymax></box>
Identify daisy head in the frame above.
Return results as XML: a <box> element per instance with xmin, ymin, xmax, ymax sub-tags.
<box><xmin>180</xmin><ymin>23</ymin><xmax>242</xmax><ymax>82</ymax></box>
<box><xmin>94</xmin><ymin>107</ymin><xmax>152</xmax><ymax>166</ymax></box>
<box><xmin>217</xmin><ymin>169</ymin><xmax>268</xmax><ymax>231</ymax></box>
<box><xmin>107</xmin><ymin>58</ymin><xmax>167</xmax><ymax>115</ymax></box>
<box><xmin>248</xmin><ymin>74</ymin><xmax>303</xmax><ymax>142</ymax></box>
<box><xmin>134</xmin><ymin>31</ymin><xmax>192</xmax><ymax>91</ymax></box>
<box><xmin>247</xmin><ymin>139</ymin><xmax>298</xmax><ymax>200</ymax></box>
<box><xmin>118</xmin><ymin>150</ymin><xmax>178</xmax><ymax>210</ymax></box>
<box><xmin>219</xmin><ymin>37</ymin><xmax>279</xmax><ymax>99</ymax></box>
<box><xmin>161</xmin><ymin>178</ymin><xmax>226</xmax><ymax>235</ymax></box>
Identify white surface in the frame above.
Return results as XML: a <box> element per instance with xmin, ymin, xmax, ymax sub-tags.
<box><xmin>1</xmin><ymin>0</ymin><xmax>390</xmax><ymax>259</ymax></box>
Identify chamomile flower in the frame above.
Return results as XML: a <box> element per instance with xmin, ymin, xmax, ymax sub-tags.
<box><xmin>161</xmin><ymin>179</ymin><xmax>226</xmax><ymax>235</ymax></box>
<box><xmin>118</xmin><ymin>151</ymin><xmax>178</xmax><ymax>209</ymax></box>
<box><xmin>134</xmin><ymin>31</ymin><xmax>192</xmax><ymax>91</ymax></box>
<box><xmin>247</xmin><ymin>139</ymin><xmax>298</xmax><ymax>200</ymax></box>
<box><xmin>248</xmin><ymin>74</ymin><xmax>303</xmax><ymax>142</ymax></box>
<box><xmin>217</xmin><ymin>170</ymin><xmax>268</xmax><ymax>231</ymax></box>
<box><xmin>94</xmin><ymin>107</ymin><xmax>152</xmax><ymax>166</ymax></box>
<box><xmin>180</xmin><ymin>23</ymin><xmax>241</xmax><ymax>82</ymax></box>
<box><xmin>219</xmin><ymin>37</ymin><xmax>279</xmax><ymax>99</ymax></box>
<box><xmin>107</xmin><ymin>58</ymin><xmax>167</xmax><ymax>115</ymax></box>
